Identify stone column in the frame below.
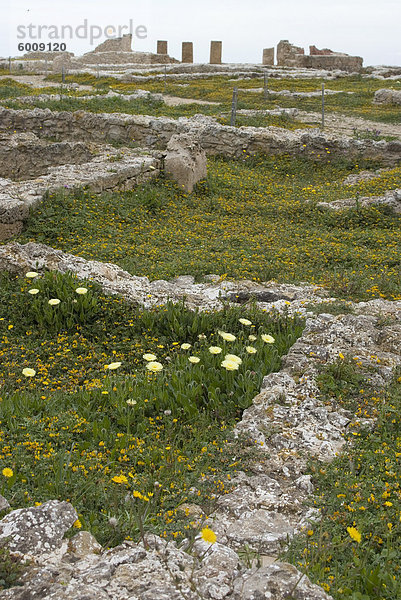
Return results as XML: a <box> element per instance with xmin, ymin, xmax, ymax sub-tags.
<box><xmin>262</xmin><ymin>48</ymin><xmax>274</xmax><ymax>65</ymax></box>
<box><xmin>210</xmin><ymin>41</ymin><xmax>222</xmax><ymax>64</ymax></box>
<box><xmin>157</xmin><ymin>40</ymin><xmax>168</xmax><ymax>55</ymax></box>
<box><xmin>181</xmin><ymin>42</ymin><xmax>193</xmax><ymax>63</ymax></box>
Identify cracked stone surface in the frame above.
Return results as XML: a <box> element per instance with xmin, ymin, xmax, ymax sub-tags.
<box><xmin>318</xmin><ymin>188</ymin><xmax>401</xmax><ymax>212</ymax></box>
<box><xmin>0</xmin><ymin>500</ymin><xmax>77</xmax><ymax>555</ymax></box>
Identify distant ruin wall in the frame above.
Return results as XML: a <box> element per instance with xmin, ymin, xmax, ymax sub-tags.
<box><xmin>277</xmin><ymin>40</ymin><xmax>304</xmax><ymax>67</ymax></box>
<box><xmin>276</xmin><ymin>40</ymin><xmax>363</xmax><ymax>72</ymax></box>
<box><xmin>91</xmin><ymin>34</ymin><xmax>133</xmax><ymax>53</ymax></box>
<box><xmin>309</xmin><ymin>46</ymin><xmax>335</xmax><ymax>56</ymax></box>
<box><xmin>301</xmin><ymin>54</ymin><xmax>363</xmax><ymax>72</ymax></box>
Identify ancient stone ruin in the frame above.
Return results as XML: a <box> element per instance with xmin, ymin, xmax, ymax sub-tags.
<box><xmin>1</xmin><ymin>104</ymin><xmax>400</xmax><ymax>242</ymax></box>
<box><xmin>276</xmin><ymin>40</ymin><xmax>363</xmax><ymax>72</ymax></box>
<box><xmin>15</xmin><ymin>35</ymin><xmax>364</xmax><ymax>73</ymax></box>
<box><xmin>1</xmin><ymin>239</ymin><xmax>401</xmax><ymax>599</ymax></box>
<box><xmin>182</xmin><ymin>41</ymin><xmax>194</xmax><ymax>63</ymax></box>
<box><xmin>76</xmin><ymin>34</ymin><xmax>178</xmax><ymax>65</ymax></box>
<box><xmin>262</xmin><ymin>47</ymin><xmax>275</xmax><ymax>65</ymax></box>
<box><xmin>210</xmin><ymin>41</ymin><xmax>223</xmax><ymax>65</ymax></box>
<box><xmin>24</xmin><ymin>34</ymin><xmax>179</xmax><ymax>72</ymax></box>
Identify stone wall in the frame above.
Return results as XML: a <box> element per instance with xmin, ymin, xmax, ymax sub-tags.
<box><xmin>0</xmin><ymin>132</ymin><xmax>93</xmax><ymax>180</ymax></box>
<box><xmin>276</xmin><ymin>40</ymin><xmax>363</xmax><ymax>72</ymax></box>
<box><xmin>277</xmin><ymin>40</ymin><xmax>304</xmax><ymax>66</ymax></box>
<box><xmin>74</xmin><ymin>51</ymin><xmax>178</xmax><ymax>65</ymax></box>
<box><xmin>309</xmin><ymin>45</ymin><xmax>335</xmax><ymax>55</ymax></box>
<box><xmin>0</xmin><ymin>145</ymin><xmax>161</xmax><ymax>242</ymax></box>
<box><xmin>23</xmin><ymin>50</ymin><xmax>75</xmax><ymax>60</ymax></box>
<box><xmin>1</xmin><ymin>108</ymin><xmax>400</xmax><ymax>163</ymax></box>
<box><xmin>262</xmin><ymin>47</ymin><xmax>274</xmax><ymax>65</ymax></box>
<box><xmin>301</xmin><ymin>54</ymin><xmax>363</xmax><ymax>72</ymax></box>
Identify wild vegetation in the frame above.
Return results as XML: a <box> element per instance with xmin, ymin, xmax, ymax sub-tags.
<box><xmin>0</xmin><ymin>269</ymin><xmax>302</xmax><ymax>550</ymax></box>
<box><xmin>0</xmin><ymin>71</ymin><xmax>400</xmax><ymax>598</ymax></box>
<box><xmin>283</xmin><ymin>359</ymin><xmax>401</xmax><ymax>600</ymax></box>
<box><xmin>18</xmin><ymin>155</ymin><xmax>401</xmax><ymax>301</ymax></box>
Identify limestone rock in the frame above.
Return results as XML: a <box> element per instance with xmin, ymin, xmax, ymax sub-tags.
<box><xmin>374</xmin><ymin>88</ymin><xmax>401</xmax><ymax>105</ymax></box>
<box><xmin>318</xmin><ymin>188</ymin><xmax>401</xmax><ymax>213</ymax></box>
<box><xmin>0</xmin><ymin>500</ymin><xmax>77</xmax><ymax>554</ymax></box>
<box><xmin>1</xmin><ymin>107</ymin><xmax>400</xmax><ymax>164</ymax></box>
<box><xmin>164</xmin><ymin>133</ymin><xmax>207</xmax><ymax>192</ymax></box>
<box><xmin>0</xmin><ymin>494</ymin><xmax>10</xmax><ymax>512</ymax></box>
<box><xmin>233</xmin><ymin>562</ymin><xmax>333</xmax><ymax>599</ymax></box>
<box><xmin>0</xmin><ymin>195</ymin><xmax>28</xmax><ymax>223</ymax></box>
<box><xmin>68</xmin><ymin>530</ymin><xmax>102</xmax><ymax>558</ymax></box>
<box><xmin>0</xmin><ymin>221</ymin><xmax>23</xmax><ymax>242</ymax></box>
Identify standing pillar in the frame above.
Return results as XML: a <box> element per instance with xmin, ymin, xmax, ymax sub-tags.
<box><xmin>157</xmin><ymin>40</ymin><xmax>168</xmax><ymax>55</ymax></box>
<box><xmin>210</xmin><ymin>41</ymin><xmax>222</xmax><ymax>64</ymax></box>
<box><xmin>262</xmin><ymin>48</ymin><xmax>274</xmax><ymax>65</ymax></box>
<box><xmin>181</xmin><ymin>42</ymin><xmax>193</xmax><ymax>63</ymax></box>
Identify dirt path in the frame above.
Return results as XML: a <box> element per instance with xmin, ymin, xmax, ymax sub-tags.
<box><xmin>297</xmin><ymin>110</ymin><xmax>401</xmax><ymax>140</ymax></box>
<box><xmin>162</xmin><ymin>95</ymin><xmax>219</xmax><ymax>106</ymax></box>
<box><xmin>0</xmin><ymin>74</ymin><xmax>93</xmax><ymax>91</ymax></box>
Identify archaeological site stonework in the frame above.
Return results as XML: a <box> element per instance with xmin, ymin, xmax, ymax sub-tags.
<box><xmin>9</xmin><ymin>35</ymin><xmax>363</xmax><ymax>73</ymax></box>
<box><xmin>0</xmin><ymin>105</ymin><xmax>400</xmax><ymax>242</ymax></box>
<box><xmin>1</xmin><ymin>33</ymin><xmax>400</xmax><ymax>600</ymax></box>
<box><xmin>276</xmin><ymin>40</ymin><xmax>362</xmax><ymax>71</ymax></box>
<box><xmin>1</xmin><ymin>240</ymin><xmax>401</xmax><ymax>599</ymax></box>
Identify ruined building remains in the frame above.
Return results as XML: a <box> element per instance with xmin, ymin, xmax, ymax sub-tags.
<box><xmin>276</xmin><ymin>40</ymin><xmax>363</xmax><ymax>71</ymax></box>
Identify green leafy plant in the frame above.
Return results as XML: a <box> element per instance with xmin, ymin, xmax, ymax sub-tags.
<box><xmin>20</xmin><ymin>270</ymin><xmax>100</xmax><ymax>332</ymax></box>
<box><xmin>0</xmin><ymin>541</ymin><xmax>28</xmax><ymax>590</ymax></box>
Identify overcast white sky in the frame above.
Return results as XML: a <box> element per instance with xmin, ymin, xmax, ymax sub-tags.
<box><xmin>3</xmin><ymin>0</ymin><xmax>401</xmax><ymax>66</ymax></box>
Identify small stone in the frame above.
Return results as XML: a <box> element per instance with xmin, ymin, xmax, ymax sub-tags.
<box><xmin>0</xmin><ymin>494</ymin><xmax>10</xmax><ymax>512</ymax></box>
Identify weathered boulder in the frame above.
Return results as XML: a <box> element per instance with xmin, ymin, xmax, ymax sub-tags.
<box><xmin>0</xmin><ymin>500</ymin><xmax>77</xmax><ymax>554</ymax></box>
<box><xmin>318</xmin><ymin>188</ymin><xmax>401</xmax><ymax>212</ymax></box>
<box><xmin>234</xmin><ymin>561</ymin><xmax>332</xmax><ymax>599</ymax></box>
<box><xmin>374</xmin><ymin>88</ymin><xmax>401</xmax><ymax>105</ymax></box>
<box><xmin>164</xmin><ymin>133</ymin><xmax>207</xmax><ymax>192</ymax></box>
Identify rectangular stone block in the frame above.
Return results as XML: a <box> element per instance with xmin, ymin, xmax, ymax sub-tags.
<box><xmin>182</xmin><ymin>42</ymin><xmax>193</xmax><ymax>63</ymax></box>
<box><xmin>210</xmin><ymin>41</ymin><xmax>222</xmax><ymax>64</ymax></box>
<box><xmin>157</xmin><ymin>40</ymin><xmax>168</xmax><ymax>55</ymax></box>
<box><xmin>262</xmin><ymin>48</ymin><xmax>274</xmax><ymax>65</ymax></box>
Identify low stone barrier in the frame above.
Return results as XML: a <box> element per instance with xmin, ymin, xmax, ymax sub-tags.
<box><xmin>0</xmin><ymin>149</ymin><xmax>160</xmax><ymax>242</ymax></box>
<box><xmin>1</xmin><ymin>107</ymin><xmax>401</xmax><ymax>162</ymax></box>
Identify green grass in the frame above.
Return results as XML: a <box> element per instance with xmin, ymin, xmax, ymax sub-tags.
<box><xmin>4</xmin><ymin>73</ymin><xmax>398</xmax><ymax>124</ymax></box>
<box><xmin>14</xmin><ymin>155</ymin><xmax>401</xmax><ymax>301</ymax></box>
<box><xmin>0</xmin><ymin>269</ymin><xmax>303</xmax><ymax>549</ymax></box>
<box><xmin>283</xmin><ymin>360</ymin><xmax>401</xmax><ymax>600</ymax></box>
<box><xmin>41</xmin><ymin>73</ymin><xmax>401</xmax><ymax>124</ymax></box>
<box><xmin>3</xmin><ymin>94</ymin><xmax>224</xmax><ymax>121</ymax></box>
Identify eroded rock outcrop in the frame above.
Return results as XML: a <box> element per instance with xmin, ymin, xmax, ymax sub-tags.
<box><xmin>165</xmin><ymin>133</ymin><xmax>207</xmax><ymax>192</ymax></box>
<box><xmin>373</xmin><ymin>88</ymin><xmax>401</xmax><ymax>105</ymax></box>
